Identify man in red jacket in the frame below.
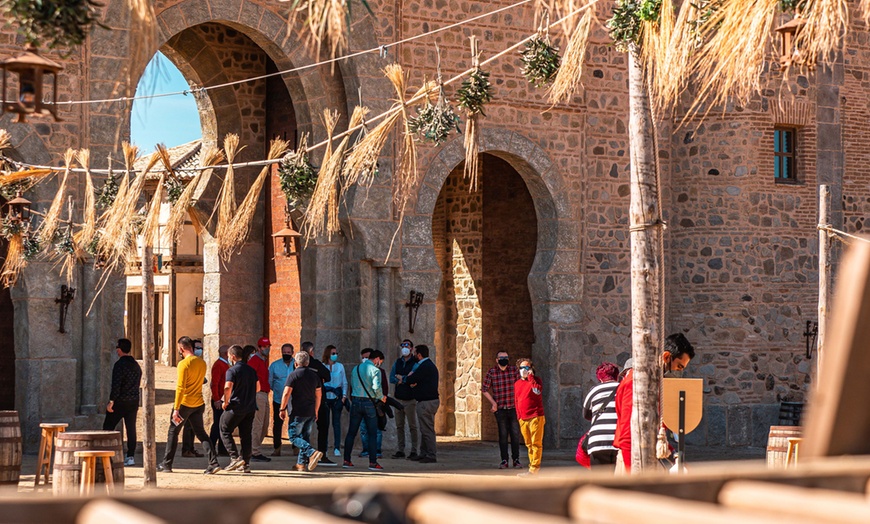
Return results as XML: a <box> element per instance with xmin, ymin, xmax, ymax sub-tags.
<box><xmin>514</xmin><ymin>357</ymin><xmax>544</xmax><ymax>477</ymax></box>
<box><xmin>613</xmin><ymin>333</ymin><xmax>696</xmax><ymax>472</ymax></box>
<box><xmin>209</xmin><ymin>345</ymin><xmax>230</xmax><ymax>456</ymax></box>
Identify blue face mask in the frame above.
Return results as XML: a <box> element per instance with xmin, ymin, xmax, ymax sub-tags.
<box><xmin>330</xmin><ymin>354</ymin><xmax>339</xmax><ymax>362</ymax></box>
<box><xmin>194</xmin><ymin>349</ymin><xmax>203</xmax><ymax>358</ymax></box>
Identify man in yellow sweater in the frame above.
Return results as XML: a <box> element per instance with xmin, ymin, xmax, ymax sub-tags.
<box><xmin>158</xmin><ymin>336</ymin><xmax>221</xmax><ymax>474</ymax></box>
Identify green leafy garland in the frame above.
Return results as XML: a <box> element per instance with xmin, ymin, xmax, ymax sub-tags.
<box><xmin>52</xmin><ymin>225</ymin><xmax>75</xmax><ymax>256</ymax></box>
<box><xmin>96</xmin><ymin>173</ymin><xmax>119</xmax><ymax>211</ymax></box>
<box><xmin>607</xmin><ymin>0</ymin><xmax>662</xmax><ymax>51</ymax></box>
<box><xmin>0</xmin><ymin>0</ymin><xmax>107</xmax><ymax>49</ymax></box>
<box><xmin>164</xmin><ymin>176</ymin><xmax>184</xmax><ymax>205</ymax></box>
<box><xmin>22</xmin><ymin>234</ymin><xmax>41</xmax><ymax>261</ymax></box>
<box><xmin>457</xmin><ymin>68</ymin><xmax>493</xmax><ymax>117</ymax></box>
<box><xmin>0</xmin><ymin>215</ymin><xmax>26</xmax><ymax>239</ymax></box>
<box><xmin>520</xmin><ymin>19</ymin><xmax>561</xmax><ymax>89</ymax></box>
<box><xmin>277</xmin><ymin>142</ymin><xmax>318</xmax><ymax>210</ymax></box>
<box><xmin>408</xmin><ymin>86</ymin><xmax>462</xmax><ymax>145</ymax></box>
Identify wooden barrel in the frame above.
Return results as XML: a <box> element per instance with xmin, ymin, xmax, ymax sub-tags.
<box><xmin>767</xmin><ymin>425</ymin><xmax>802</xmax><ymax>469</ymax></box>
<box><xmin>0</xmin><ymin>411</ymin><xmax>22</xmax><ymax>486</ymax></box>
<box><xmin>53</xmin><ymin>431</ymin><xmax>124</xmax><ymax>495</ymax></box>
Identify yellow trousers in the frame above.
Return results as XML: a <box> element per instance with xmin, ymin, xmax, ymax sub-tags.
<box><xmin>519</xmin><ymin>415</ymin><xmax>545</xmax><ymax>473</ymax></box>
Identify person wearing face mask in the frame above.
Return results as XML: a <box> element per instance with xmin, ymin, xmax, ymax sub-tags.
<box><xmin>299</xmin><ymin>341</ymin><xmax>337</xmax><ymax>466</ymax></box>
<box><xmin>482</xmin><ymin>351</ymin><xmax>522</xmax><ymax>469</ymax></box>
<box><xmin>268</xmin><ymin>343</ymin><xmax>295</xmax><ymax>457</ymax></box>
<box><xmin>612</xmin><ymin>333</ymin><xmax>696</xmax><ymax>473</ymax></box>
<box><xmin>404</xmin><ymin>345</ymin><xmax>439</xmax><ymax>464</ymax></box>
<box><xmin>208</xmin><ymin>345</ymin><xmax>231</xmax><ymax>457</ymax></box>
<box><xmin>359</xmin><ymin>347</ymin><xmax>387</xmax><ymax>459</ymax></box>
<box><xmin>220</xmin><ymin>344</ymin><xmax>260</xmax><ymax>474</ymax></box>
<box><xmin>344</xmin><ymin>349</ymin><xmax>388</xmax><ymax>471</ymax></box>
<box><xmin>514</xmin><ymin>358</ymin><xmax>544</xmax><ymax>476</ymax></box>
<box><xmin>103</xmin><ymin>338</ymin><xmax>141</xmax><ymax>466</ymax></box>
<box><xmin>389</xmin><ymin>339</ymin><xmax>418</xmax><ymax>459</ymax></box>
<box><xmin>321</xmin><ymin>345</ymin><xmax>348</xmax><ymax>458</ymax></box>
<box><xmin>247</xmin><ymin>337</ymin><xmax>273</xmax><ymax>462</ymax></box>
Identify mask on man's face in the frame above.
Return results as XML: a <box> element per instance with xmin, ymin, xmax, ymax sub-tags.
<box><xmin>497</xmin><ymin>357</ymin><xmax>509</xmax><ymax>367</ymax></box>
<box><xmin>401</xmin><ymin>347</ymin><xmax>410</xmax><ymax>357</ymax></box>
<box><xmin>194</xmin><ymin>348</ymin><xmax>203</xmax><ymax>358</ymax></box>
<box><xmin>282</xmin><ymin>354</ymin><xmax>293</xmax><ymax>363</ymax></box>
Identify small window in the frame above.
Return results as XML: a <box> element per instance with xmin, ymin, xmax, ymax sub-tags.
<box><xmin>774</xmin><ymin>127</ymin><xmax>797</xmax><ymax>182</ymax></box>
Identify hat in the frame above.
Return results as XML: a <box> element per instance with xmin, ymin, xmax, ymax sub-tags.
<box><xmin>257</xmin><ymin>337</ymin><xmax>271</xmax><ymax>347</ymax></box>
<box><xmin>621</xmin><ymin>358</ymin><xmax>634</xmax><ymax>372</ymax></box>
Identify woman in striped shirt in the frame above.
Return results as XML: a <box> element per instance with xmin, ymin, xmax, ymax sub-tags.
<box><xmin>582</xmin><ymin>362</ymin><xmax>620</xmax><ymax>467</ymax></box>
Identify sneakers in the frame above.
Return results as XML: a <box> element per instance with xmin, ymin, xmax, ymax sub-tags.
<box><xmin>156</xmin><ymin>463</ymin><xmax>172</xmax><ymax>473</ymax></box>
<box><xmin>203</xmin><ymin>465</ymin><xmax>222</xmax><ymax>475</ymax></box>
<box><xmin>359</xmin><ymin>451</ymin><xmax>369</xmax><ymax>458</ymax></box>
<box><xmin>294</xmin><ymin>463</ymin><xmax>307</xmax><ymax>472</ymax></box>
<box><xmin>419</xmin><ymin>457</ymin><xmax>437</xmax><ymax>463</ymax></box>
<box><xmin>392</xmin><ymin>451</ymin><xmax>406</xmax><ymax>459</ymax></box>
<box><xmin>271</xmin><ymin>447</ymin><xmax>282</xmax><ymax>457</ymax></box>
<box><xmin>241</xmin><ymin>464</ymin><xmax>251</xmax><ymax>474</ymax></box>
<box><xmin>308</xmin><ymin>450</ymin><xmax>324</xmax><ymax>471</ymax></box>
<box><xmin>124</xmin><ymin>457</ymin><xmax>135</xmax><ymax>467</ymax></box>
<box><xmin>377</xmin><ymin>452</ymin><xmax>383</xmax><ymax>458</ymax></box>
<box><xmin>251</xmin><ymin>454</ymin><xmax>272</xmax><ymax>462</ymax></box>
<box><xmin>225</xmin><ymin>457</ymin><xmax>245</xmax><ymax>472</ymax></box>
<box><xmin>333</xmin><ymin>448</ymin><xmax>341</xmax><ymax>457</ymax></box>
<box><xmin>182</xmin><ymin>450</ymin><xmax>204</xmax><ymax>458</ymax></box>
<box><xmin>342</xmin><ymin>460</ymin><xmax>354</xmax><ymax>468</ymax></box>
<box><xmin>368</xmin><ymin>462</ymin><xmax>384</xmax><ymax>471</ymax></box>
<box><xmin>513</xmin><ymin>459</ymin><xmax>523</xmax><ymax>469</ymax></box>
<box><xmin>319</xmin><ymin>456</ymin><xmax>337</xmax><ymax>467</ymax></box>
<box><xmin>407</xmin><ymin>453</ymin><xmax>421</xmax><ymax>461</ymax></box>
<box><xmin>499</xmin><ymin>460</ymin><xmax>509</xmax><ymax>469</ymax></box>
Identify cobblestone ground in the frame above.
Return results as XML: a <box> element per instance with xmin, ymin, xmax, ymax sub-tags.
<box><xmin>11</xmin><ymin>363</ymin><xmax>765</xmax><ymax>493</ymax></box>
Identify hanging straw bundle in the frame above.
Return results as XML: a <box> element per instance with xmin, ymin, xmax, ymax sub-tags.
<box><xmin>141</xmin><ymin>145</ymin><xmax>172</xmax><ymax>250</ymax></box>
<box><xmin>457</xmin><ymin>36</ymin><xmax>494</xmax><ymax>192</ymax></box>
<box><xmin>0</xmin><ymin>232</ymin><xmax>24</xmax><ymax>288</ymax></box>
<box><xmin>791</xmin><ymin>0</ymin><xmax>848</xmax><ymax>73</ymax></box>
<box><xmin>55</xmin><ymin>199</ymin><xmax>85</xmax><ymax>284</ymax></box>
<box><xmin>219</xmin><ymin>138</ymin><xmax>290</xmax><ymax>260</ymax></box>
<box><xmin>37</xmin><ymin>149</ymin><xmax>77</xmax><ymax>246</ymax></box>
<box><xmin>340</xmin><ymin>106</ymin><xmax>374</xmax><ymax>193</ymax></box>
<box><xmin>0</xmin><ymin>129</ymin><xmax>9</xmax><ymax>152</ymax></box>
<box><xmin>548</xmin><ymin>8</ymin><xmax>594</xmax><ymax>106</ymax></box>
<box><xmin>290</xmin><ymin>0</ymin><xmax>360</xmax><ymax>59</ymax></box>
<box><xmin>126</xmin><ymin>0</ymin><xmax>158</xmax><ymax>97</ymax></box>
<box><xmin>215</xmin><ymin>134</ymin><xmax>244</xmax><ymax>243</ymax></box>
<box><xmin>73</xmin><ymin>149</ymin><xmax>98</xmax><ymax>250</ymax></box>
<box><xmin>0</xmin><ymin>168</ymin><xmax>53</xmax><ymax>190</ymax></box>
<box><xmin>164</xmin><ymin>146</ymin><xmax>224</xmax><ymax>244</ymax></box>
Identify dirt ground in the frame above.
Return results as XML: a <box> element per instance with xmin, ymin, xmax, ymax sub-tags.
<box><xmin>13</xmin><ymin>362</ymin><xmax>765</xmax><ymax>493</ymax></box>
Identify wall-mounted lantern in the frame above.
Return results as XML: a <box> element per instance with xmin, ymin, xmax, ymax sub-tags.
<box><xmin>774</xmin><ymin>17</ymin><xmax>808</xmax><ymax>69</ymax></box>
<box><xmin>194</xmin><ymin>297</ymin><xmax>204</xmax><ymax>316</ymax></box>
<box><xmin>405</xmin><ymin>290</ymin><xmax>424</xmax><ymax>334</ymax></box>
<box><xmin>4</xmin><ymin>193</ymin><xmax>31</xmax><ymax>225</ymax></box>
<box><xmin>272</xmin><ymin>220</ymin><xmax>302</xmax><ymax>257</ymax></box>
<box><xmin>1</xmin><ymin>44</ymin><xmax>63</xmax><ymax>123</ymax></box>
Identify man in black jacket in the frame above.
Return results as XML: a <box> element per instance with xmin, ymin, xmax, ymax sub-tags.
<box><xmin>220</xmin><ymin>344</ymin><xmax>260</xmax><ymax>474</ymax></box>
<box><xmin>405</xmin><ymin>344</ymin><xmax>439</xmax><ymax>463</ymax></box>
<box><xmin>390</xmin><ymin>339</ymin><xmax>418</xmax><ymax>459</ymax></box>
<box><xmin>103</xmin><ymin>338</ymin><xmax>142</xmax><ymax>466</ymax></box>
<box><xmin>302</xmin><ymin>341</ymin><xmax>336</xmax><ymax>466</ymax></box>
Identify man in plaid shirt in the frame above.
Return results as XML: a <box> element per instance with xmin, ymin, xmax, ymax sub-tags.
<box><xmin>482</xmin><ymin>351</ymin><xmax>522</xmax><ymax>469</ymax></box>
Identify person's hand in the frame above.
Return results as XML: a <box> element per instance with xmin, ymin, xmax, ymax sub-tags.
<box><xmin>106</xmin><ymin>401</ymin><xmax>114</xmax><ymax>413</ymax></box>
<box><xmin>279</xmin><ymin>408</ymin><xmax>287</xmax><ymax>420</ymax></box>
<box><xmin>222</xmin><ymin>401</ymin><xmax>229</xmax><ymax>410</ymax></box>
<box><xmin>381</xmin><ymin>396</ymin><xmax>387</xmax><ymax>404</ymax></box>
<box><xmin>171</xmin><ymin>410</ymin><xmax>182</xmax><ymax>425</ymax></box>
<box><xmin>490</xmin><ymin>403</ymin><xmax>498</xmax><ymax>413</ymax></box>
<box><xmin>213</xmin><ymin>400</ymin><xmax>222</xmax><ymax>411</ymax></box>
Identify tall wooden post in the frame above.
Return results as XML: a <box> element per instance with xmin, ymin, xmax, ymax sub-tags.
<box><xmin>142</xmin><ymin>246</ymin><xmax>157</xmax><ymax>487</ymax></box>
<box><xmin>627</xmin><ymin>46</ymin><xmax>663</xmax><ymax>473</ymax></box>
<box><xmin>817</xmin><ymin>185</ymin><xmax>831</xmax><ymax>382</ymax></box>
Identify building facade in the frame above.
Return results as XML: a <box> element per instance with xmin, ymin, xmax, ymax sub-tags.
<box><xmin>0</xmin><ymin>0</ymin><xmax>864</xmax><ymax>450</ymax></box>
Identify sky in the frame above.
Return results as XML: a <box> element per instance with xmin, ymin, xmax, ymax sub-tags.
<box><xmin>129</xmin><ymin>52</ymin><xmax>202</xmax><ymax>152</ymax></box>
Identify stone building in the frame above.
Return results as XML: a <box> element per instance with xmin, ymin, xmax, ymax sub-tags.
<box><xmin>0</xmin><ymin>0</ymin><xmax>865</xmax><ymax>450</ymax></box>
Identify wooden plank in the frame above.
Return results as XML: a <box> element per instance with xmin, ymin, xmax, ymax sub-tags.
<box><xmin>250</xmin><ymin>501</ymin><xmax>352</xmax><ymax>524</ymax></box>
<box><xmin>804</xmin><ymin>240</ymin><xmax>870</xmax><ymax>457</ymax></box>
<box><xmin>77</xmin><ymin>500</ymin><xmax>166</xmax><ymax>524</ymax></box>
<box><xmin>570</xmin><ymin>485</ymin><xmax>817</xmax><ymax>524</ymax></box>
<box><xmin>407</xmin><ymin>492</ymin><xmax>571</xmax><ymax>524</ymax></box>
<box><xmin>719</xmin><ymin>480</ymin><xmax>870</xmax><ymax>524</ymax></box>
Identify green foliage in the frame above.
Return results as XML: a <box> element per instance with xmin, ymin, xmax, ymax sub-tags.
<box><xmin>779</xmin><ymin>0</ymin><xmax>807</xmax><ymax>13</ymax></box>
<box><xmin>22</xmin><ymin>235</ymin><xmax>41</xmax><ymax>261</ymax></box>
<box><xmin>277</xmin><ymin>149</ymin><xmax>318</xmax><ymax>210</ymax></box>
<box><xmin>457</xmin><ymin>69</ymin><xmax>493</xmax><ymax>116</ymax></box>
<box><xmin>0</xmin><ymin>216</ymin><xmax>26</xmax><ymax>239</ymax></box>
<box><xmin>520</xmin><ymin>36</ymin><xmax>561</xmax><ymax>88</ymax></box>
<box><xmin>53</xmin><ymin>225</ymin><xmax>75</xmax><ymax>256</ymax></box>
<box><xmin>0</xmin><ymin>179</ymin><xmax>33</xmax><ymax>201</ymax></box>
<box><xmin>0</xmin><ymin>0</ymin><xmax>106</xmax><ymax>49</ymax></box>
<box><xmin>96</xmin><ymin>173</ymin><xmax>119</xmax><ymax>211</ymax></box>
<box><xmin>607</xmin><ymin>0</ymin><xmax>663</xmax><ymax>50</ymax></box>
<box><xmin>164</xmin><ymin>176</ymin><xmax>184</xmax><ymax>205</ymax></box>
<box><xmin>408</xmin><ymin>92</ymin><xmax>462</xmax><ymax>145</ymax></box>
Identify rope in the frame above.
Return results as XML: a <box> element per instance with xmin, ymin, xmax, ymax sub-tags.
<box><xmin>0</xmin><ymin>0</ymin><xmax>602</xmax><ymax>177</ymax></box>
<box><xmin>818</xmin><ymin>224</ymin><xmax>870</xmax><ymax>245</ymax></box>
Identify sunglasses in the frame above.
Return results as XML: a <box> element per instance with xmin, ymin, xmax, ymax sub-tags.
<box><xmin>519</xmin><ymin>366</ymin><xmax>531</xmax><ymax>371</ymax></box>
<box><xmin>331</xmin><ymin>352</ymin><xmax>338</xmax><ymax>356</ymax></box>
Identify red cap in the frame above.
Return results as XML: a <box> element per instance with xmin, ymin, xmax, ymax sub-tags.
<box><xmin>258</xmin><ymin>337</ymin><xmax>271</xmax><ymax>347</ymax></box>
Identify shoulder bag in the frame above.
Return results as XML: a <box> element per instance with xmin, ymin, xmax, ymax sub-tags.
<box><xmin>356</xmin><ymin>365</ymin><xmax>388</xmax><ymax>431</ymax></box>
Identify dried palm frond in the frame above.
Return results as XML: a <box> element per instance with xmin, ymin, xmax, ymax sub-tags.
<box><xmin>339</xmin><ymin>106</ymin><xmax>373</xmax><ymax>192</ymax></box>
<box><xmin>685</xmin><ymin>0</ymin><xmax>779</xmax><ymax>119</ymax></box>
<box><xmin>289</xmin><ymin>0</ymin><xmax>367</xmax><ymax>60</ymax></box>
<box><xmin>74</xmin><ymin>149</ymin><xmax>98</xmax><ymax>249</ymax></box>
<box><xmin>142</xmin><ymin>170</ymin><xmax>165</xmax><ymax>250</ymax></box>
<box><xmin>165</xmin><ymin>146</ymin><xmax>224</xmax><ymax>244</ymax></box>
<box><xmin>548</xmin><ymin>8</ymin><xmax>593</xmax><ymax>106</ymax></box>
<box><xmin>0</xmin><ymin>233</ymin><xmax>24</xmax><ymax>288</ymax></box>
<box><xmin>538</xmin><ymin>0</ymin><xmax>584</xmax><ymax>35</ymax></box>
<box><xmin>458</xmin><ymin>36</ymin><xmax>494</xmax><ymax>192</ymax></box>
<box><xmin>0</xmin><ymin>129</ymin><xmax>9</xmax><ymax>152</ymax></box>
<box><xmin>791</xmin><ymin>0</ymin><xmax>848</xmax><ymax>72</ymax></box>
<box><xmin>38</xmin><ymin>149</ymin><xmax>77</xmax><ymax>246</ymax></box>
<box><xmin>220</xmin><ymin>138</ymin><xmax>290</xmax><ymax>260</ymax></box>
<box><xmin>126</xmin><ymin>0</ymin><xmax>158</xmax><ymax>97</ymax></box>
<box><xmin>215</xmin><ymin>134</ymin><xmax>244</xmax><ymax>244</ymax></box>
<box><xmin>0</xmin><ymin>168</ymin><xmax>53</xmax><ymax>188</ymax></box>
<box><xmin>54</xmin><ymin>219</ymin><xmax>85</xmax><ymax>285</ymax></box>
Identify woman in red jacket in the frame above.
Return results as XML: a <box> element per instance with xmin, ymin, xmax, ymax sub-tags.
<box><xmin>514</xmin><ymin>358</ymin><xmax>544</xmax><ymax>476</ymax></box>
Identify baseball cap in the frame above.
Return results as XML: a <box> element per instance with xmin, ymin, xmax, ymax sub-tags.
<box><xmin>622</xmin><ymin>358</ymin><xmax>634</xmax><ymax>373</ymax></box>
<box><xmin>257</xmin><ymin>337</ymin><xmax>271</xmax><ymax>347</ymax></box>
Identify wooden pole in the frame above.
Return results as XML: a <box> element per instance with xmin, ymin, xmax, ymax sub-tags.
<box><xmin>142</xmin><ymin>245</ymin><xmax>157</xmax><ymax>487</ymax></box>
<box><xmin>627</xmin><ymin>46</ymin><xmax>663</xmax><ymax>473</ymax></box>
<box><xmin>817</xmin><ymin>185</ymin><xmax>830</xmax><ymax>382</ymax></box>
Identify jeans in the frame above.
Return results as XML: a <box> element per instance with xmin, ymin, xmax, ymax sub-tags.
<box><xmin>395</xmin><ymin>398</ymin><xmax>417</xmax><ymax>454</ymax></box>
<box><xmin>416</xmin><ymin>399</ymin><xmax>439</xmax><ymax>460</ymax></box>
<box><xmin>272</xmin><ymin>402</ymin><xmax>284</xmax><ymax>450</ymax></box>
<box><xmin>360</xmin><ymin>418</ymin><xmax>382</xmax><ymax>454</ymax></box>
<box><xmin>519</xmin><ymin>415</ymin><xmax>545</xmax><ymax>473</ymax></box>
<box><xmin>220</xmin><ymin>409</ymin><xmax>255</xmax><ymax>464</ymax></box>
<box><xmin>324</xmin><ymin>397</ymin><xmax>344</xmax><ymax>451</ymax></box>
<box><xmin>287</xmin><ymin>416</ymin><xmax>316</xmax><ymax>465</ymax></box>
<box><xmin>210</xmin><ymin>402</ymin><xmax>228</xmax><ymax>455</ymax></box>
<box><xmin>494</xmin><ymin>408</ymin><xmax>521</xmax><ymax>462</ymax></box>
<box><xmin>103</xmin><ymin>400</ymin><xmax>138</xmax><ymax>458</ymax></box>
<box><xmin>162</xmin><ymin>404</ymin><xmax>218</xmax><ymax>467</ymax></box>
<box><xmin>344</xmin><ymin>397</ymin><xmax>378</xmax><ymax>464</ymax></box>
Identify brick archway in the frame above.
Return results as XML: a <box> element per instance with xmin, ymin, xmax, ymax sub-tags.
<box><xmin>401</xmin><ymin>127</ymin><xmax>581</xmax><ymax>444</ymax></box>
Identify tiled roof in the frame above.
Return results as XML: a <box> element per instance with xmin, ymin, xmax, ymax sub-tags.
<box><xmin>133</xmin><ymin>140</ymin><xmax>202</xmax><ymax>180</ymax></box>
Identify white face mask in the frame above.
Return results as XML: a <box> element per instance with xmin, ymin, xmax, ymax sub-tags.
<box><xmin>401</xmin><ymin>347</ymin><xmax>410</xmax><ymax>357</ymax></box>
<box><xmin>519</xmin><ymin>368</ymin><xmax>530</xmax><ymax>378</ymax></box>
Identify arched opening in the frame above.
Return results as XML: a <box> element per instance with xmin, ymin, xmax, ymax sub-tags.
<box><xmin>128</xmin><ymin>21</ymin><xmax>300</xmax><ymax>362</ymax></box>
<box><xmin>432</xmin><ymin>153</ymin><xmax>537</xmax><ymax>440</ymax></box>
<box><xmin>0</xmin><ymin>195</ymin><xmax>14</xmax><ymax>410</ymax></box>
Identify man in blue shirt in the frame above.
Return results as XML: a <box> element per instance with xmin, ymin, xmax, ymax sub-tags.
<box><xmin>343</xmin><ymin>349</ymin><xmax>387</xmax><ymax>472</ymax></box>
<box><xmin>268</xmin><ymin>343</ymin><xmax>294</xmax><ymax>456</ymax></box>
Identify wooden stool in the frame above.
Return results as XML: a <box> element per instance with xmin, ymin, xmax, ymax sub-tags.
<box><xmin>34</xmin><ymin>423</ymin><xmax>68</xmax><ymax>486</ymax></box>
<box><xmin>785</xmin><ymin>437</ymin><xmax>802</xmax><ymax>468</ymax></box>
<box><xmin>74</xmin><ymin>450</ymin><xmax>115</xmax><ymax>496</ymax></box>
